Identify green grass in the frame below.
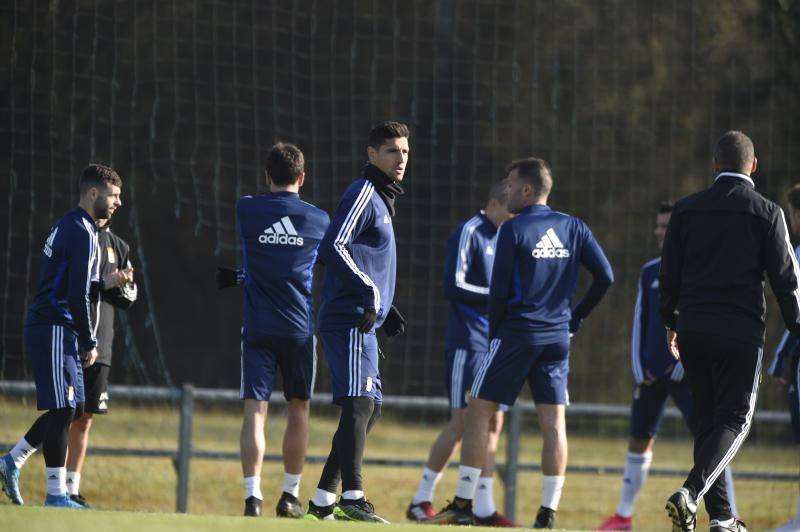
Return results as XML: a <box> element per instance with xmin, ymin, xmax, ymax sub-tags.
<box><xmin>1</xmin><ymin>396</ymin><xmax>798</xmax><ymax>529</ymax></box>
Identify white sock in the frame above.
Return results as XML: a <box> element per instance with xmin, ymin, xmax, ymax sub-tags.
<box><xmin>474</xmin><ymin>477</ymin><xmax>496</xmax><ymax>518</ymax></box>
<box><xmin>616</xmin><ymin>451</ymin><xmax>652</xmax><ymax>517</ymax></box>
<box><xmin>9</xmin><ymin>437</ymin><xmax>37</xmax><ymax>469</ymax></box>
<box><xmin>723</xmin><ymin>466</ymin><xmax>738</xmax><ymax>517</ymax></box>
<box><xmin>412</xmin><ymin>467</ymin><xmax>442</xmax><ymax>504</ymax></box>
<box><xmin>46</xmin><ymin>467</ymin><xmax>66</xmax><ymax>496</ymax></box>
<box><xmin>312</xmin><ymin>488</ymin><xmax>337</xmax><ymax>507</ymax></box>
<box><xmin>243</xmin><ymin>475</ymin><xmax>262</xmax><ymax>500</ymax></box>
<box><xmin>342</xmin><ymin>489</ymin><xmax>364</xmax><ymax>500</ymax></box>
<box><xmin>455</xmin><ymin>465</ymin><xmax>482</xmax><ymax>500</ymax></box>
<box><xmin>66</xmin><ymin>472</ymin><xmax>81</xmax><ymax>496</ymax></box>
<box><xmin>283</xmin><ymin>472</ymin><xmax>301</xmax><ymax>498</ymax></box>
<box><xmin>541</xmin><ymin>475</ymin><xmax>565</xmax><ymax>511</ymax></box>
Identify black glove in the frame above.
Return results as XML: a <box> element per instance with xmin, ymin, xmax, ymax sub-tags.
<box><xmin>358</xmin><ymin>308</ymin><xmax>378</xmax><ymax>333</ymax></box>
<box><xmin>216</xmin><ymin>267</ymin><xmax>245</xmax><ymax>289</ymax></box>
<box><xmin>568</xmin><ymin>316</ymin><xmax>583</xmax><ymax>335</ymax></box>
<box><xmin>381</xmin><ymin>305</ymin><xmax>406</xmax><ymax>337</ymax></box>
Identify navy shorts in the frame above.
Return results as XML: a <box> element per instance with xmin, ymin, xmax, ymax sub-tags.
<box><xmin>240</xmin><ymin>329</ymin><xmax>316</xmax><ymax>402</ymax></box>
<box><xmin>471</xmin><ymin>337</ymin><xmax>570</xmax><ymax>406</ymax></box>
<box><xmin>25</xmin><ymin>324</ymin><xmax>85</xmax><ymax>410</ymax></box>
<box><xmin>629</xmin><ymin>374</ymin><xmax>694</xmax><ymax>440</ymax></box>
<box><xmin>789</xmin><ymin>353</ymin><xmax>800</xmax><ymax>444</ymax></box>
<box><xmin>320</xmin><ymin>328</ymin><xmax>382</xmax><ymax>404</ymax></box>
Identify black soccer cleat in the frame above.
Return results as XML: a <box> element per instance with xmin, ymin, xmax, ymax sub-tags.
<box><xmin>243</xmin><ymin>495</ymin><xmax>262</xmax><ymax>517</ymax></box>
<box><xmin>333</xmin><ymin>497</ymin><xmax>390</xmax><ymax>523</ymax></box>
<box><xmin>709</xmin><ymin>517</ymin><xmax>747</xmax><ymax>532</ymax></box>
<box><xmin>426</xmin><ymin>498</ymin><xmax>474</xmax><ymax>526</ymax></box>
<box><xmin>275</xmin><ymin>491</ymin><xmax>304</xmax><ymax>518</ymax></box>
<box><xmin>533</xmin><ymin>505</ymin><xmax>556</xmax><ymax>529</ymax></box>
<box><xmin>69</xmin><ymin>493</ymin><xmax>92</xmax><ymax>509</ymax></box>
<box><xmin>304</xmin><ymin>500</ymin><xmax>336</xmax><ymax>521</ymax></box>
<box><xmin>665</xmin><ymin>488</ymin><xmax>697</xmax><ymax>532</ymax></box>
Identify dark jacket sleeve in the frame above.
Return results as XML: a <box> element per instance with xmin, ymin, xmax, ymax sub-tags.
<box><xmin>571</xmin><ymin>223</ymin><xmax>614</xmax><ymax>320</ymax></box>
<box><xmin>488</xmin><ymin>221</ymin><xmax>515</xmax><ymax>339</ymax></box>
<box><xmin>319</xmin><ymin>185</ymin><xmax>380</xmax><ymax>311</ymax></box>
<box><xmin>103</xmin><ymin>233</ymin><xmax>137</xmax><ymax>310</ymax></box>
<box><xmin>67</xmin><ymin>222</ymin><xmax>98</xmax><ymax>351</ymax></box>
<box><xmin>659</xmin><ymin>212</ymin><xmax>683</xmax><ymax>330</ymax></box>
<box><xmin>763</xmin><ymin>207</ymin><xmax>800</xmax><ymax>337</ymax></box>
<box><xmin>442</xmin><ymin>224</ymin><xmax>490</xmax><ymax>306</ymax></box>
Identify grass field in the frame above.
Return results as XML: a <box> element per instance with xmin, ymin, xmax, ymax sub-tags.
<box><xmin>1</xmin><ymin>396</ymin><xmax>797</xmax><ymax>530</ymax></box>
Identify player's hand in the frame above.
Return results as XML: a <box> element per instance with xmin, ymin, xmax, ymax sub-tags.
<box><xmin>666</xmin><ymin>329</ymin><xmax>680</xmax><ymax>360</ymax></box>
<box><xmin>381</xmin><ymin>305</ymin><xmax>406</xmax><ymax>337</ymax></box>
<box><xmin>81</xmin><ymin>348</ymin><xmax>98</xmax><ymax>368</ymax></box>
<box><xmin>104</xmin><ymin>268</ymin><xmax>133</xmax><ymax>289</ymax></box>
<box><xmin>359</xmin><ymin>309</ymin><xmax>378</xmax><ymax>333</ymax></box>
<box><xmin>216</xmin><ymin>267</ymin><xmax>245</xmax><ymax>289</ymax></box>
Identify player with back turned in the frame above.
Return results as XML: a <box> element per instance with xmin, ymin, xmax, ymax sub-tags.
<box><xmin>305</xmin><ymin>122</ymin><xmax>408</xmax><ymax>523</ymax></box>
<box><xmin>661</xmin><ymin>131</ymin><xmax>800</xmax><ymax>531</ymax></box>
<box><xmin>0</xmin><ymin>164</ymin><xmax>121</xmax><ymax>509</ymax></box>
<box><xmin>430</xmin><ymin>157</ymin><xmax>613</xmax><ymax>529</ymax></box>
<box><xmin>218</xmin><ymin>142</ymin><xmax>330</xmax><ymax>519</ymax></box>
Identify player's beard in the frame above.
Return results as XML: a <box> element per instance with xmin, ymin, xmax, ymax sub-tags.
<box><xmin>93</xmin><ymin>198</ymin><xmax>115</xmax><ymax>221</ymax></box>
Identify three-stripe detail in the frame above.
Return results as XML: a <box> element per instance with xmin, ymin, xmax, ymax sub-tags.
<box><xmin>348</xmin><ymin>328</ymin><xmax>364</xmax><ymax>396</ymax></box>
<box><xmin>455</xmin><ymin>216</ymin><xmax>490</xmax><ymax>295</ymax></box>
<box><xmin>450</xmin><ymin>349</ymin><xmax>467</xmax><ymax>406</ymax></box>
<box><xmin>51</xmin><ymin>325</ymin><xmax>65</xmax><ymax>408</ymax></box>
<box><xmin>471</xmin><ymin>338</ymin><xmax>501</xmax><ymax>398</ymax></box>
<box><xmin>334</xmin><ymin>182</ymin><xmax>381</xmax><ymax>311</ymax></box>
<box><xmin>264</xmin><ymin>216</ymin><xmax>299</xmax><ymax>236</ymax></box>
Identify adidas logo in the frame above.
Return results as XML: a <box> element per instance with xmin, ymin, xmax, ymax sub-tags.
<box><xmin>532</xmin><ymin>228</ymin><xmax>570</xmax><ymax>258</ymax></box>
<box><xmin>43</xmin><ymin>226</ymin><xmax>58</xmax><ymax>257</ymax></box>
<box><xmin>460</xmin><ymin>476</ymin><xmax>473</xmax><ymax>482</ymax></box>
<box><xmin>383</xmin><ymin>214</ymin><xmax>391</xmax><ymax>224</ymax></box>
<box><xmin>259</xmin><ymin>216</ymin><xmax>304</xmax><ymax>246</ymax></box>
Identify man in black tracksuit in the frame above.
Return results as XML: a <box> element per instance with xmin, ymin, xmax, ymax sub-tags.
<box><xmin>660</xmin><ymin>130</ymin><xmax>800</xmax><ymax>532</ymax></box>
<box><xmin>65</xmin><ymin>218</ymin><xmax>136</xmax><ymax>506</ymax></box>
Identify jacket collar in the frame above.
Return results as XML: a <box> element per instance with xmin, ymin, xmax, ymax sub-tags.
<box><xmin>714</xmin><ymin>171</ymin><xmax>755</xmax><ymax>189</ymax></box>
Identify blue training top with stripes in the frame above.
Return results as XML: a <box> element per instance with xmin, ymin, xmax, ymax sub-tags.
<box><xmin>631</xmin><ymin>257</ymin><xmax>676</xmax><ymax>382</ymax></box>
<box><xmin>489</xmin><ymin>204</ymin><xmax>614</xmax><ymax>345</ymax></box>
<box><xmin>769</xmin><ymin>244</ymin><xmax>800</xmax><ymax>379</ymax></box>
<box><xmin>443</xmin><ymin>212</ymin><xmax>499</xmax><ymax>353</ymax></box>
<box><xmin>238</xmin><ymin>191</ymin><xmax>330</xmax><ymax>338</ymax></box>
<box><xmin>26</xmin><ymin>206</ymin><xmax>100</xmax><ymax>351</ymax></box>
<box><xmin>317</xmin><ymin>178</ymin><xmax>396</xmax><ymax>331</ymax></box>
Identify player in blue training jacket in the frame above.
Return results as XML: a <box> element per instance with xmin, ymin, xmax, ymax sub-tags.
<box><xmin>306</xmin><ymin>122</ymin><xmax>409</xmax><ymax>523</ymax></box>
<box><xmin>220</xmin><ymin>143</ymin><xmax>329</xmax><ymax>519</ymax></box>
<box><xmin>768</xmin><ymin>185</ymin><xmax>800</xmax><ymax>532</ymax></box>
<box><xmin>597</xmin><ymin>202</ymin><xmax>738</xmax><ymax>531</ymax></box>
<box><xmin>0</xmin><ymin>164</ymin><xmax>121</xmax><ymax>509</ymax></box>
<box><xmin>407</xmin><ymin>179</ymin><xmax>518</xmax><ymax>526</ymax></box>
<box><xmin>430</xmin><ymin>157</ymin><xmax>613</xmax><ymax>528</ymax></box>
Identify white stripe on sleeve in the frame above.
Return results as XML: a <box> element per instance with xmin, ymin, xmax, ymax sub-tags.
<box><xmin>455</xmin><ymin>216</ymin><xmax>490</xmax><ymax>295</ymax></box>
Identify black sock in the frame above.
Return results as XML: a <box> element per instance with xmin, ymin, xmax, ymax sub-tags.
<box><xmin>42</xmin><ymin>407</ymin><xmax>75</xmax><ymax>467</ymax></box>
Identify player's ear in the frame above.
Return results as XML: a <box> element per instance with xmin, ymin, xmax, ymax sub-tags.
<box><xmin>367</xmin><ymin>146</ymin><xmax>378</xmax><ymax>164</ymax></box>
<box><xmin>296</xmin><ymin>172</ymin><xmax>306</xmax><ymax>188</ymax></box>
<box><xmin>750</xmin><ymin>156</ymin><xmax>757</xmax><ymax>175</ymax></box>
<box><xmin>265</xmin><ymin>172</ymin><xmax>273</xmax><ymax>187</ymax></box>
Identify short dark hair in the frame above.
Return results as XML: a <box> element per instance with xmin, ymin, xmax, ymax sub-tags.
<box><xmin>505</xmin><ymin>157</ymin><xmax>552</xmax><ymax>197</ymax></box>
<box><xmin>266</xmin><ymin>142</ymin><xmax>304</xmax><ymax>186</ymax></box>
<box><xmin>487</xmin><ymin>179</ymin><xmax>508</xmax><ymax>205</ymax></box>
<box><xmin>657</xmin><ymin>201</ymin><xmax>674</xmax><ymax>214</ymax></box>
<box><xmin>368</xmin><ymin>121</ymin><xmax>410</xmax><ymax>150</ymax></box>
<box><xmin>79</xmin><ymin>164</ymin><xmax>122</xmax><ymax>195</ymax></box>
<box><xmin>714</xmin><ymin>130</ymin><xmax>755</xmax><ymax>173</ymax></box>
<box><xmin>787</xmin><ymin>185</ymin><xmax>800</xmax><ymax>210</ymax></box>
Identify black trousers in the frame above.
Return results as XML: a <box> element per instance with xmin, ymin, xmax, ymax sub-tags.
<box><xmin>677</xmin><ymin>330</ymin><xmax>762</xmax><ymax>520</ymax></box>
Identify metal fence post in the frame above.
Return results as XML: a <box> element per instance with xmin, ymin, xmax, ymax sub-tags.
<box><xmin>503</xmin><ymin>404</ymin><xmax>522</xmax><ymax>522</ymax></box>
<box><xmin>176</xmin><ymin>383</ymin><xmax>194</xmax><ymax>513</ymax></box>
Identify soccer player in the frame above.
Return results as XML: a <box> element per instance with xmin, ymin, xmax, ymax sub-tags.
<box><xmin>406</xmin><ymin>180</ymin><xmax>517</xmax><ymax>526</ymax></box>
<box><xmin>768</xmin><ymin>184</ymin><xmax>800</xmax><ymax>532</ymax></box>
<box><xmin>225</xmin><ymin>142</ymin><xmax>329</xmax><ymax>518</ymax></box>
<box><xmin>305</xmin><ymin>121</ymin><xmax>408</xmax><ymax>523</ymax></box>
<box><xmin>660</xmin><ymin>131</ymin><xmax>800</xmax><ymax>532</ymax></box>
<box><xmin>0</xmin><ymin>164</ymin><xmax>121</xmax><ymax>508</ymax></box>
<box><xmin>430</xmin><ymin>157</ymin><xmax>613</xmax><ymax>528</ymax></box>
<box><xmin>65</xmin><ymin>216</ymin><xmax>137</xmax><ymax>508</ymax></box>
<box><xmin>596</xmin><ymin>203</ymin><xmax>737</xmax><ymax>531</ymax></box>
